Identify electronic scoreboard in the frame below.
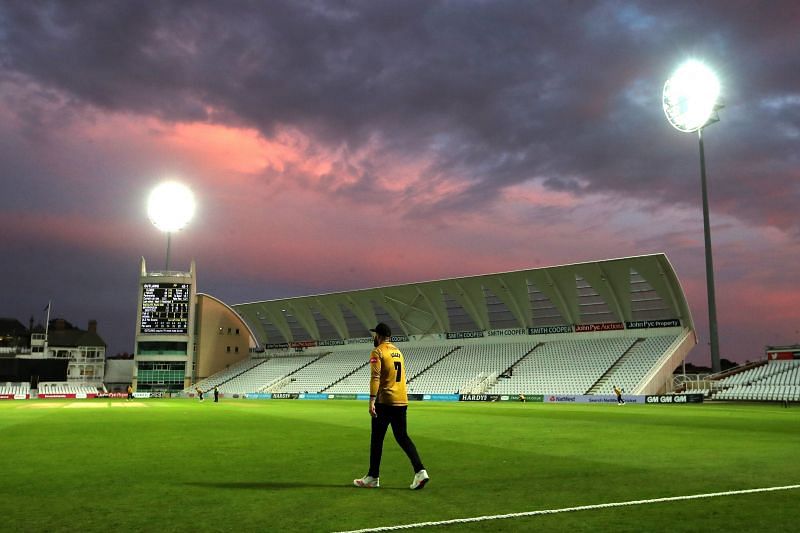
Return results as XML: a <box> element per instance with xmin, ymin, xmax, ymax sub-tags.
<box><xmin>140</xmin><ymin>282</ymin><xmax>191</xmax><ymax>334</ymax></box>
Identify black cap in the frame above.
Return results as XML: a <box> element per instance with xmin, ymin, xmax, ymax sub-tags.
<box><xmin>369</xmin><ymin>322</ymin><xmax>392</xmax><ymax>338</ymax></box>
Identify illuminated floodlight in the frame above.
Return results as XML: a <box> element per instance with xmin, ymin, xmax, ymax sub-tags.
<box><xmin>147</xmin><ymin>181</ymin><xmax>196</xmax><ymax>233</ymax></box>
<box><xmin>663</xmin><ymin>60</ymin><xmax>720</xmax><ymax>132</ymax></box>
<box><xmin>662</xmin><ymin>59</ymin><xmax>723</xmax><ymax>374</ymax></box>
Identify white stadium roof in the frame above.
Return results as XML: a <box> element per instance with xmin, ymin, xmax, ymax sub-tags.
<box><xmin>232</xmin><ymin>253</ymin><xmax>693</xmax><ymax>348</ymax></box>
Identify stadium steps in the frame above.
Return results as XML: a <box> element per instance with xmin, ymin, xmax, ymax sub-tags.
<box><xmin>498</xmin><ymin>343</ymin><xmax>543</xmax><ymax>379</ymax></box>
<box><xmin>286</xmin><ymin>352</ymin><xmax>329</xmax><ymax>376</ymax></box>
<box><xmin>194</xmin><ymin>358</ymin><xmax>271</xmax><ymax>391</ymax></box>
<box><xmin>254</xmin><ymin>353</ymin><xmax>329</xmax><ymax>393</ymax></box>
<box><xmin>707</xmin><ymin>359</ymin><xmax>766</xmax><ymax>381</ymax></box>
<box><xmin>320</xmin><ymin>360</ymin><xmax>370</xmax><ymax>393</ymax></box>
<box><xmin>407</xmin><ymin>346</ymin><xmax>462</xmax><ymax>383</ymax></box>
<box><xmin>262</xmin><ymin>376</ymin><xmax>292</xmax><ymax>392</ymax></box>
<box><xmin>586</xmin><ymin>338</ymin><xmax>643</xmax><ymax>394</ymax></box>
<box><xmin>741</xmin><ymin>361</ymin><xmax>800</xmax><ymax>387</ymax></box>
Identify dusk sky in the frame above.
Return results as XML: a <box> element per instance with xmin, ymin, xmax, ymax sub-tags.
<box><xmin>1</xmin><ymin>1</ymin><xmax>798</xmax><ymax>364</ymax></box>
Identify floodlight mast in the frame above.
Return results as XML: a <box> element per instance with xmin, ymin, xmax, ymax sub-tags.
<box><xmin>663</xmin><ymin>60</ymin><xmax>723</xmax><ymax>373</ymax></box>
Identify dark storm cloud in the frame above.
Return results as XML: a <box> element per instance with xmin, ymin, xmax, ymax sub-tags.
<box><xmin>2</xmin><ymin>0</ymin><xmax>800</xmax><ymax>357</ymax></box>
<box><xmin>2</xmin><ymin>0</ymin><xmax>798</xmax><ymax>234</ymax></box>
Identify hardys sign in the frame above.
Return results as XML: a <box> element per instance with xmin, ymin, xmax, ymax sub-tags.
<box><xmin>272</xmin><ymin>392</ymin><xmax>299</xmax><ymax>399</ymax></box>
<box><xmin>459</xmin><ymin>394</ymin><xmax>501</xmax><ymax>401</ymax></box>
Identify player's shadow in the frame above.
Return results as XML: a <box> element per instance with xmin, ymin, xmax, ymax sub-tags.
<box><xmin>183</xmin><ymin>481</ymin><xmax>404</xmax><ymax>490</ymax></box>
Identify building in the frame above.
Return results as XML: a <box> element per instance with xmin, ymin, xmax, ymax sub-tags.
<box><xmin>133</xmin><ymin>258</ymin><xmax>257</xmax><ymax>392</ymax></box>
<box><xmin>0</xmin><ymin>318</ymin><xmax>29</xmax><ymax>355</ymax></box>
<box><xmin>35</xmin><ymin>318</ymin><xmax>107</xmax><ymax>384</ymax></box>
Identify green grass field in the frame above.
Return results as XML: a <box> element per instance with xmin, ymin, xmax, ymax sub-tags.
<box><xmin>0</xmin><ymin>399</ymin><xmax>798</xmax><ymax>532</ymax></box>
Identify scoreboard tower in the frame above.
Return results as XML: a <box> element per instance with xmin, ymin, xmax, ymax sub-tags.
<box><xmin>133</xmin><ymin>257</ymin><xmax>197</xmax><ymax>392</ymax></box>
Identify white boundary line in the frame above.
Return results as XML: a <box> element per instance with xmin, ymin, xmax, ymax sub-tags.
<box><xmin>333</xmin><ymin>484</ymin><xmax>800</xmax><ymax>533</ymax></box>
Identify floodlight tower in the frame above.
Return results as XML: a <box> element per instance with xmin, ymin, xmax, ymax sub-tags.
<box><xmin>663</xmin><ymin>60</ymin><xmax>723</xmax><ymax>373</ymax></box>
<box><xmin>147</xmin><ymin>181</ymin><xmax>196</xmax><ymax>270</ymax></box>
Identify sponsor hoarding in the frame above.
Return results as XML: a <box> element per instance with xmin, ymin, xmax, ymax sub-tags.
<box><xmin>625</xmin><ymin>319</ymin><xmax>681</xmax><ymax>329</ymax></box>
<box><xmin>645</xmin><ymin>394</ymin><xmax>704</xmax><ymax>404</ymax></box>
<box><xmin>265</xmin><ymin>342</ymin><xmax>289</xmax><ymax>350</ymax></box>
<box><xmin>446</xmin><ymin>330</ymin><xmax>485</xmax><ymax>340</ymax></box>
<box><xmin>487</xmin><ymin>328</ymin><xmax>527</xmax><ymax>337</ymax></box>
<box><xmin>528</xmin><ymin>325</ymin><xmax>573</xmax><ymax>335</ymax></box>
<box><xmin>318</xmin><ymin>339</ymin><xmax>346</xmax><ymax>347</ymax></box>
<box><xmin>574</xmin><ymin>322</ymin><xmax>625</xmax><ymax>333</ymax></box>
<box><xmin>545</xmin><ymin>394</ymin><xmax>645</xmax><ymax>404</ymax></box>
<box><xmin>421</xmin><ymin>394</ymin><xmax>459</xmax><ymax>402</ymax></box>
<box><xmin>299</xmin><ymin>393</ymin><xmax>329</xmax><ymax>400</ymax></box>
<box><xmin>459</xmin><ymin>394</ymin><xmax>503</xmax><ymax>401</ymax></box>
<box><xmin>272</xmin><ymin>392</ymin><xmax>299</xmax><ymax>399</ymax></box>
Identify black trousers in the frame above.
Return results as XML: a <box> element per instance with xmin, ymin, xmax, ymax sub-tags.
<box><xmin>369</xmin><ymin>403</ymin><xmax>424</xmax><ymax>478</ymax></box>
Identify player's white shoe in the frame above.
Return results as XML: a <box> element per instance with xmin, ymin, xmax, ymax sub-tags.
<box><xmin>410</xmin><ymin>469</ymin><xmax>429</xmax><ymax>490</ymax></box>
<box><xmin>353</xmin><ymin>475</ymin><xmax>379</xmax><ymax>488</ymax></box>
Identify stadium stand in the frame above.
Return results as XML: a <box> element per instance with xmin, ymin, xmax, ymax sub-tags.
<box><xmin>185</xmin><ymin>355</ymin><xmax>320</xmax><ymax>394</ymax></box>
<box><xmin>227</xmin><ymin>254</ymin><xmax>696</xmax><ymax>397</ymax></box>
<box><xmin>274</xmin><ymin>350</ymin><xmax>368</xmax><ymax>393</ymax></box>
<box><xmin>711</xmin><ymin>360</ymin><xmax>800</xmax><ymax>401</ymax></box>
<box><xmin>324</xmin><ymin>345</ymin><xmax>455</xmax><ymax>394</ymax></box>
<box><xmin>37</xmin><ymin>382</ymin><xmax>99</xmax><ymax>395</ymax></box>
<box><xmin>0</xmin><ymin>382</ymin><xmax>30</xmax><ymax>396</ymax></box>
<box><xmin>197</xmin><ymin>330</ymin><xmax>689</xmax><ymax>396</ymax></box>
<box><xmin>490</xmin><ymin>338</ymin><xmax>635</xmax><ymax>395</ymax></box>
<box><xmin>410</xmin><ymin>342</ymin><xmax>533</xmax><ymax>394</ymax></box>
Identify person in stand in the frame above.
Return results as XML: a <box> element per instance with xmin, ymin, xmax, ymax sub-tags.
<box><xmin>126</xmin><ymin>384</ymin><xmax>133</xmax><ymax>402</ymax></box>
<box><xmin>196</xmin><ymin>387</ymin><xmax>204</xmax><ymax>402</ymax></box>
<box><xmin>613</xmin><ymin>385</ymin><xmax>625</xmax><ymax>405</ymax></box>
<box><xmin>214</xmin><ymin>385</ymin><xmax>219</xmax><ymax>403</ymax></box>
<box><xmin>353</xmin><ymin>322</ymin><xmax>429</xmax><ymax>490</ymax></box>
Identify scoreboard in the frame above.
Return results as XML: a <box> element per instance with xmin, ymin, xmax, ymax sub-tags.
<box><xmin>140</xmin><ymin>283</ymin><xmax>191</xmax><ymax>334</ymax></box>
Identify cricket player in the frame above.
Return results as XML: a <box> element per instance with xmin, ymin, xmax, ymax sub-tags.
<box><xmin>353</xmin><ymin>322</ymin><xmax>429</xmax><ymax>490</ymax></box>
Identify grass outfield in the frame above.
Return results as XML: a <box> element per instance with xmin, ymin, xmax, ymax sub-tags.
<box><xmin>0</xmin><ymin>400</ymin><xmax>798</xmax><ymax>532</ymax></box>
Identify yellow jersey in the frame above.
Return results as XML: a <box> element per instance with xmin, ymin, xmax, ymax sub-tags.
<box><xmin>369</xmin><ymin>341</ymin><xmax>408</xmax><ymax>406</ymax></box>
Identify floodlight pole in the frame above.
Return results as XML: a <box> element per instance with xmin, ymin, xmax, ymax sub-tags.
<box><xmin>165</xmin><ymin>232</ymin><xmax>172</xmax><ymax>271</ymax></box>
<box><xmin>698</xmin><ymin>127</ymin><xmax>721</xmax><ymax>373</ymax></box>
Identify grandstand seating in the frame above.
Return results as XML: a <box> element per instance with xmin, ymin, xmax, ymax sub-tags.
<box><xmin>196</xmin><ymin>333</ymin><xmax>686</xmax><ymax>396</ymax></box>
<box><xmin>277</xmin><ymin>350</ymin><xmax>367</xmax><ymax>394</ymax></box>
<box><xmin>712</xmin><ymin>360</ymin><xmax>800</xmax><ymax>401</ymax></box>
<box><xmin>590</xmin><ymin>336</ymin><xmax>679</xmax><ymax>394</ymax></box>
<box><xmin>410</xmin><ymin>343</ymin><xmax>532</xmax><ymax>394</ymax></box>
<box><xmin>0</xmin><ymin>382</ymin><xmax>30</xmax><ymax>396</ymax></box>
<box><xmin>325</xmin><ymin>345</ymin><xmax>454</xmax><ymax>394</ymax></box>
<box><xmin>185</xmin><ymin>357</ymin><xmax>267</xmax><ymax>393</ymax></box>
<box><xmin>489</xmin><ymin>338</ymin><xmax>638</xmax><ymax>395</ymax></box>
<box><xmin>37</xmin><ymin>382</ymin><xmax>98</xmax><ymax>395</ymax></box>
<box><xmin>187</xmin><ymin>355</ymin><xmax>320</xmax><ymax>394</ymax></box>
